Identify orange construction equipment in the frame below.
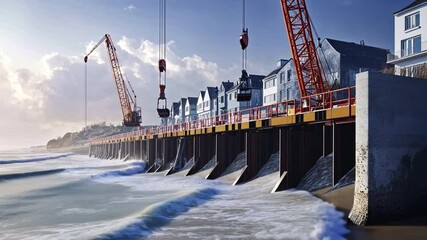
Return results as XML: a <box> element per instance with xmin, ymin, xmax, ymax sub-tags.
<box><xmin>279</xmin><ymin>0</ymin><xmax>330</xmax><ymax>100</ymax></box>
<box><xmin>84</xmin><ymin>34</ymin><xmax>141</xmax><ymax>127</ymax></box>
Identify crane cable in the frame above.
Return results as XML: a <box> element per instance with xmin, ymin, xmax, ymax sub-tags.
<box><xmin>159</xmin><ymin>0</ymin><xmax>166</xmax><ymax>86</ymax></box>
<box><xmin>242</xmin><ymin>0</ymin><xmax>247</xmax><ymax>71</ymax></box>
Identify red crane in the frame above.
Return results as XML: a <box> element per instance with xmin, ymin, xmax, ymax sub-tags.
<box><xmin>280</xmin><ymin>0</ymin><xmax>329</xmax><ymax>99</ymax></box>
<box><xmin>84</xmin><ymin>34</ymin><xmax>141</xmax><ymax>127</ymax></box>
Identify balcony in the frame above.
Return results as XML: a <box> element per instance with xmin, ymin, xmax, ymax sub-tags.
<box><xmin>387</xmin><ymin>41</ymin><xmax>427</xmax><ymax>64</ymax></box>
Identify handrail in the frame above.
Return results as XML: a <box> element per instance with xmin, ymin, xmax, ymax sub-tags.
<box><xmin>90</xmin><ymin>87</ymin><xmax>356</xmax><ymax>144</ymax></box>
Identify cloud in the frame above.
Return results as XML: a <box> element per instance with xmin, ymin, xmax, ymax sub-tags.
<box><xmin>0</xmin><ymin>36</ymin><xmax>240</xmax><ymax>148</ymax></box>
<box><xmin>124</xmin><ymin>4</ymin><xmax>136</xmax><ymax>11</ymax></box>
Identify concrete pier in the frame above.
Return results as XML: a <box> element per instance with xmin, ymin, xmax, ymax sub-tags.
<box><xmin>350</xmin><ymin>72</ymin><xmax>427</xmax><ymax>225</ymax></box>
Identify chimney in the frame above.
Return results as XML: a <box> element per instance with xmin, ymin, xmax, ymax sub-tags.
<box><xmin>277</xmin><ymin>59</ymin><xmax>287</xmax><ymax>67</ymax></box>
<box><xmin>360</xmin><ymin>40</ymin><xmax>365</xmax><ymax>46</ymax></box>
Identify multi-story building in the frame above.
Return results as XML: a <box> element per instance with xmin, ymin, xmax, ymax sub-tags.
<box><xmin>227</xmin><ymin>74</ymin><xmax>264</xmax><ymax>113</ymax></box>
<box><xmin>388</xmin><ymin>0</ymin><xmax>427</xmax><ymax>77</ymax></box>
<box><xmin>169</xmin><ymin>102</ymin><xmax>180</xmax><ymax>125</ymax></box>
<box><xmin>203</xmin><ymin>87</ymin><xmax>218</xmax><ymax>118</ymax></box>
<box><xmin>262</xmin><ymin>59</ymin><xmax>296</xmax><ymax>106</ymax></box>
<box><xmin>217</xmin><ymin>81</ymin><xmax>234</xmax><ymax>115</ymax></box>
<box><xmin>184</xmin><ymin>97</ymin><xmax>198</xmax><ymax>122</ymax></box>
<box><xmin>177</xmin><ymin>98</ymin><xmax>187</xmax><ymax>124</ymax></box>
<box><xmin>196</xmin><ymin>91</ymin><xmax>206</xmax><ymax>119</ymax></box>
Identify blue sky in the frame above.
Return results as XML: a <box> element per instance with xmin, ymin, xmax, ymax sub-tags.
<box><xmin>0</xmin><ymin>0</ymin><xmax>414</xmax><ymax>148</ymax></box>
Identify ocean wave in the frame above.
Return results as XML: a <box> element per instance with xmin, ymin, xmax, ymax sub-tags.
<box><xmin>91</xmin><ymin>162</ymin><xmax>146</xmax><ymax>180</ymax></box>
<box><xmin>0</xmin><ymin>169</ymin><xmax>66</xmax><ymax>182</ymax></box>
<box><xmin>95</xmin><ymin>188</ymin><xmax>220</xmax><ymax>240</ymax></box>
<box><xmin>0</xmin><ymin>153</ymin><xmax>73</xmax><ymax>164</ymax></box>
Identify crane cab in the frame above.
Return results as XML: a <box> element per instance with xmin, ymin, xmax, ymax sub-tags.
<box><xmin>237</xmin><ymin>70</ymin><xmax>252</xmax><ymax>102</ymax></box>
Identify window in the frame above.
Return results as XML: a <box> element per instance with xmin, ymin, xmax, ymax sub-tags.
<box><xmin>280</xmin><ymin>72</ymin><xmax>285</xmax><ymax>83</ymax></box>
<box><xmin>286</xmin><ymin>88</ymin><xmax>291</xmax><ymax>100</ymax></box>
<box><xmin>264</xmin><ymin>94</ymin><xmax>277</xmax><ymax>103</ymax></box>
<box><xmin>186</xmin><ymin>106</ymin><xmax>189</xmax><ymax>112</ymax></box>
<box><xmin>234</xmin><ymin>92</ymin><xmax>237</xmax><ymax>98</ymax></box>
<box><xmin>401</xmin><ymin>35</ymin><xmax>421</xmax><ymax>57</ymax></box>
<box><xmin>220</xmin><ymin>96</ymin><xmax>224</xmax><ymax>103</ymax></box>
<box><xmin>265</xmin><ymin>78</ymin><xmax>276</xmax><ymax>88</ymax></box>
<box><xmin>198</xmin><ymin>103</ymin><xmax>202</xmax><ymax>110</ymax></box>
<box><xmin>229</xmin><ymin>94</ymin><xmax>232</xmax><ymax>100</ymax></box>
<box><xmin>287</xmin><ymin>69</ymin><xmax>292</xmax><ymax>81</ymax></box>
<box><xmin>205</xmin><ymin>101</ymin><xmax>209</xmax><ymax>108</ymax></box>
<box><xmin>405</xmin><ymin>12</ymin><xmax>420</xmax><ymax>30</ymax></box>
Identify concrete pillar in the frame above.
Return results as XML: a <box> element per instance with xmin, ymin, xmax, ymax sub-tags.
<box><xmin>333</xmin><ymin>122</ymin><xmax>355</xmax><ymax>185</ymax></box>
<box><xmin>235</xmin><ymin>128</ymin><xmax>279</xmax><ymax>184</ymax></box>
<box><xmin>349</xmin><ymin>72</ymin><xmax>427</xmax><ymax>225</ymax></box>
<box><xmin>274</xmin><ymin>124</ymin><xmax>323</xmax><ymax>191</ymax></box>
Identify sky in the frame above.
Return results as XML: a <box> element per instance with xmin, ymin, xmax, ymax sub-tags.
<box><xmin>0</xmin><ymin>0</ymin><xmax>412</xmax><ymax>148</ymax></box>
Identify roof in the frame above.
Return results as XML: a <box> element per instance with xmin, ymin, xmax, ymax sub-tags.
<box><xmin>265</xmin><ymin>60</ymin><xmax>290</xmax><ymax>78</ymax></box>
<box><xmin>206</xmin><ymin>87</ymin><xmax>218</xmax><ymax>99</ymax></box>
<box><xmin>199</xmin><ymin>91</ymin><xmax>205</xmax><ymax>99</ymax></box>
<box><xmin>221</xmin><ymin>81</ymin><xmax>234</xmax><ymax>92</ymax></box>
<box><xmin>227</xmin><ymin>74</ymin><xmax>266</xmax><ymax>92</ymax></box>
<box><xmin>180</xmin><ymin>98</ymin><xmax>187</xmax><ymax>106</ymax></box>
<box><xmin>324</xmin><ymin>38</ymin><xmax>388</xmax><ymax>69</ymax></box>
<box><xmin>395</xmin><ymin>0</ymin><xmax>427</xmax><ymax>14</ymax></box>
<box><xmin>186</xmin><ymin>97</ymin><xmax>198</xmax><ymax>105</ymax></box>
<box><xmin>171</xmin><ymin>102</ymin><xmax>180</xmax><ymax>115</ymax></box>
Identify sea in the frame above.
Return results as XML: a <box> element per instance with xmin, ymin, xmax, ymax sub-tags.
<box><xmin>0</xmin><ymin>148</ymin><xmax>348</xmax><ymax>240</ymax></box>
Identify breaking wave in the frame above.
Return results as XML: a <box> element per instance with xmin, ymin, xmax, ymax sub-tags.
<box><xmin>0</xmin><ymin>153</ymin><xmax>73</xmax><ymax>164</ymax></box>
<box><xmin>91</xmin><ymin>162</ymin><xmax>146</xmax><ymax>180</ymax></box>
<box><xmin>96</xmin><ymin>188</ymin><xmax>220</xmax><ymax>239</ymax></box>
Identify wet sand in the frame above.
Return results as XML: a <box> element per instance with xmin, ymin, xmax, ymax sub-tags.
<box><xmin>315</xmin><ymin>184</ymin><xmax>427</xmax><ymax>240</ymax></box>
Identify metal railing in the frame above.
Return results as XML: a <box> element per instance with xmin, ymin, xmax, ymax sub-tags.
<box><xmin>91</xmin><ymin>87</ymin><xmax>355</xmax><ymax>143</ymax></box>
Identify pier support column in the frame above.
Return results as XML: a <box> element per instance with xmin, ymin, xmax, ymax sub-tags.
<box><xmin>333</xmin><ymin>122</ymin><xmax>355</xmax><ymax>185</ymax></box>
<box><xmin>274</xmin><ymin>124</ymin><xmax>323</xmax><ymax>191</ymax></box>
<box><xmin>235</xmin><ymin>128</ymin><xmax>279</xmax><ymax>185</ymax></box>
<box><xmin>207</xmin><ymin>131</ymin><xmax>245</xmax><ymax>179</ymax></box>
<box><xmin>146</xmin><ymin>139</ymin><xmax>156</xmax><ymax>172</ymax></box>
<box><xmin>187</xmin><ymin>134</ymin><xmax>216</xmax><ymax>175</ymax></box>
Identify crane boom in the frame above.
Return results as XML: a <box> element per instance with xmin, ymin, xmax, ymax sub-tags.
<box><xmin>84</xmin><ymin>34</ymin><xmax>141</xmax><ymax>126</ymax></box>
<box><xmin>280</xmin><ymin>0</ymin><xmax>329</xmax><ymax>98</ymax></box>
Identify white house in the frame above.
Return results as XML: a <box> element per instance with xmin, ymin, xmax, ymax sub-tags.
<box><xmin>196</xmin><ymin>91</ymin><xmax>206</xmax><ymax>119</ymax></box>
<box><xmin>184</xmin><ymin>97</ymin><xmax>198</xmax><ymax>122</ymax></box>
<box><xmin>203</xmin><ymin>87</ymin><xmax>218</xmax><ymax>118</ymax></box>
<box><xmin>388</xmin><ymin>0</ymin><xmax>427</xmax><ymax>77</ymax></box>
<box><xmin>262</xmin><ymin>59</ymin><xmax>289</xmax><ymax>106</ymax></box>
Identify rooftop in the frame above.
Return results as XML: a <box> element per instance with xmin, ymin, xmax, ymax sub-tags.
<box><xmin>395</xmin><ymin>0</ymin><xmax>427</xmax><ymax>15</ymax></box>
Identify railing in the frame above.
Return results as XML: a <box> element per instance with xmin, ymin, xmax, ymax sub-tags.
<box><xmin>387</xmin><ymin>41</ymin><xmax>427</xmax><ymax>62</ymax></box>
<box><xmin>92</xmin><ymin>87</ymin><xmax>356</xmax><ymax>143</ymax></box>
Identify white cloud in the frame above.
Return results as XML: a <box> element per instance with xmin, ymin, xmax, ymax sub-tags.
<box><xmin>0</xmin><ymin>36</ymin><xmax>241</xmax><ymax>148</ymax></box>
<box><xmin>124</xmin><ymin>4</ymin><xmax>136</xmax><ymax>11</ymax></box>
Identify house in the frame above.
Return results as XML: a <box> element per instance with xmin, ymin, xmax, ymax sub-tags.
<box><xmin>264</xmin><ymin>39</ymin><xmax>388</xmax><ymax>103</ymax></box>
<box><xmin>169</xmin><ymin>102</ymin><xmax>180</xmax><ymax>125</ymax></box>
<box><xmin>177</xmin><ymin>98</ymin><xmax>187</xmax><ymax>124</ymax></box>
<box><xmin>217</xmin><ymin>81</ymin><xmax>234</xmax><ymax>115</ymax></box>
<box><xmin>202</xmin><ymin>87</ymin><xmax>218</xmax><ymax>119</ymax></box>
<box><xmin>196</xmin><ymin>91</ymin><xmax>206</xmax><ymax>119</ymax></box>
<box><xmin>262</xmin><ymin>59</ymin><xmax>298</xmax><ymax>106</ymax></box>
<box><xmin>319</xmin><ymin>38</ymin><xmax>389</xmax><ymax>91</ymax></box>
<box><xmin>388</xmin><ymin>0</ymin><xmax>427</xmax><ymax>77</ymax></box>
<box><xmin>227</xmin><ymin>74</ymin><xmax>265</xmax><ymax>113</ymax></box>
<box><xmin>184</xmin><ymin>97</ymin><xmax>198</xmax><ymax>122</ymax></box>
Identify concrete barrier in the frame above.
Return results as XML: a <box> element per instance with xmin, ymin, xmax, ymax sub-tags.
<box><xmin>350</xmin><ymin>71</ymin><xmax>427</xmax><ymax>225</ymax></box>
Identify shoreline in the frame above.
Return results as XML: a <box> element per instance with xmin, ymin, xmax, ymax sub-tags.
<box><xmin>314</xmin><ymin>184</ymin><xmax>427</xmax><ymax>239</ymax></box>
<box><xmin>42</xmin><ymin>146</ymin><xmax>427</xmax><ymax>239</ymax></box>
